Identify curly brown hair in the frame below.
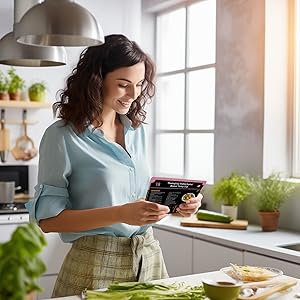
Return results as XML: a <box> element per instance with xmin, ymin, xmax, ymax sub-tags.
<box><xmin>53</xmin><ymin>34</ymin><xmax>155</xmax><ymax>133</ymax></box>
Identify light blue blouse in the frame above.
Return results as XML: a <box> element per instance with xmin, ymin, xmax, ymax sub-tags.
<box><xmin>25</xmin><ymin>115</ymin><xmax>151</xmax><ymax>243</ymax></box>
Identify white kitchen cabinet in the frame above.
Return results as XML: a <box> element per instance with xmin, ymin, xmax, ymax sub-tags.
<box><xmin>193</xmin><ymin>238</ymin><xmax>243</xmax><ymax>273</ymax></box>
<box><xmin>37</xmin><ymin>275</ymin><xmax>57</xmax><ymax>300</ymax></box>
<box><xmin>36</xmin><ymin>233</ymin><xmax>71</xmax><ymax>298</ymax></box>
<box><xmin>153</xmin><ymin>228</ymin><xmax>193</xmax><ymax>277</ymax></box>
<box><xmin>244</xmin><ymin>251</ymin><xmax>300</xmax><ymax>278</ymax></box>
<box><xmin>0</xmin><ymin>223</ymin><xmax>21</xmax><ymax>242</ymax></box>
<box><xmin>40</xmin><ymin>232</ymin><xmax>71</xmax><ymax>275</ymax></box>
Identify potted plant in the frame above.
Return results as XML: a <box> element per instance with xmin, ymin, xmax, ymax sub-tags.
<box><xmin>249</xmin><ymin>173</ymin><xmax>297</xmax><ymax>231</ymax></box>
<box><xmin>0</xmin><ymin>222</ymin><xmax>47</xmax><ymax>300</ymax></box>
<box><xmin>0</xmin><ymin>70</ymin><xmax>9</xmax><ymax>100</ymax></box>
<box><xmin>28</xmin><ymin>82</ymin><xmax>46</xmax><ymax>102</ymax></box>
<box><xmin>7</xmin><ymin>67</ymin><xmax>25</xmax><ymax>100</ymax></box>
<box><xmin>212</xmin><ymin>172</ymin><xmax>251</xmax><ymax>219</ymax></box>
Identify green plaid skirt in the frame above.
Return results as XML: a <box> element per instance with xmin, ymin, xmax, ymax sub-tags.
<box><xmin>52</xmin><ymin>227</ymin><xmax>168</xmax><ymax>298</ymax></box>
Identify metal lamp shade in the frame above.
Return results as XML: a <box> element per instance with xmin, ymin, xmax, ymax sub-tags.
<box><xmin>0</xmin><ymin>32</ymin><xmax>67</xmax><ymax>67</ymax></box>
<box><xmin>14</xmin><ymin>0</ymin><xmax>105</xmax><ymax>47</ymax></box>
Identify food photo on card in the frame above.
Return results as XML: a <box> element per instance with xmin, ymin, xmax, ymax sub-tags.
<box><xmin>146</xmin><ymin>177</ymin><xmax>206</xmax><ymax>213</ymax></box>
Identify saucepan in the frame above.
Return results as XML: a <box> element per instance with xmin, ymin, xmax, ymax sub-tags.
<box><xmin>0</xmin><ymin>181</ymin><xmax>21</xmax><ymax>203</ymax></box>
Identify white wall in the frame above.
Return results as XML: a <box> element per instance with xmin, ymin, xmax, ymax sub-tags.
<box><xmin>0</xmin><ymin>0</ymin><xmax>142</xmax><ymax>168</ymax></box>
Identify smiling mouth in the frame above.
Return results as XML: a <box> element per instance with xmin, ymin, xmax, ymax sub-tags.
<box><xmin>118</xmin><ymin>100</ymin><xmax>132</xmax><ymax>108</ymax></box>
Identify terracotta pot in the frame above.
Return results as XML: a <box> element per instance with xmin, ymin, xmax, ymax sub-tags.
<box><xmin>258</xmin><ymin>211</ymin><xmax>280</xmax><ymax>232</ymax></box>
<box><xmin>0</xmin><ymin>91</ymin><xmax>9</xmax><ymax>100</ymax></box>
<box><xmin>9</xmin><ymin>91</ymin><xmax>21</xmax><ymax>101</ymax></box>
<box><xmin>26</xmin><ymin>292</ymin><xmax>36</xmax><ymax>300</ymax></box>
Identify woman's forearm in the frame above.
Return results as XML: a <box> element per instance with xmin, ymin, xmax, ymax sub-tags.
<box><xmin>39</xmin><ymin>206</ymin><xmax>123</xmax><ymax>233</ymax></box>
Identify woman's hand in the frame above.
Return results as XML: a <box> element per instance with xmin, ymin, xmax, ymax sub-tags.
<box><xmin>176</xmin><ymin>193</ymin><xmax>203</xmax><ymax>217</ymax></box>
<box><xmin>120</xmin><ymin>199</ymin><xmax>170</xmax><ymax>226</ymax></box>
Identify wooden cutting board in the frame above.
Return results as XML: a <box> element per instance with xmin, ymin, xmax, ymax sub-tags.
<box><xmin>181</xmin><ymin>216</ymin><xmax>248</xmax><ymax>230</ymax></box>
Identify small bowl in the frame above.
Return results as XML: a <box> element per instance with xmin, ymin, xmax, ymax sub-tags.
<box><xmin>202</xmin><ymin>278</ymin><xmax>243</xmax><ymax>300</ymax></box>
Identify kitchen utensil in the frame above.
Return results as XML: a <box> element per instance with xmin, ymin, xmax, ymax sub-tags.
<box><xmin>0</xmin><ymin>109</ymin><xmax>10</xmax><ymax>163</ymax></box>
<box><xmin>238</xmin><ymin>278</ymin><xmax>297</xmax><ymax>300</ymax></box>
<box><xmin>181</xmin><ymin>215</ymin><xmax>248</xmax><ymax>230</ymax></box>
<box><xmin>0</xmin><ymin>181</ymin><xmax>15</xmax><ymax>203</ymax></box>
<box><xmin>11</xmin><ymin>111</ymin><xmax>37</xmax><ymax>161</ymax></box>
<box><xmin>202</xmin><ymin>278</ymin><xmax>243</xmax><ymax>300</ymax></box>
<box><xmin>0</xmin><ymin>182</ymin><xmax>22</xmax><ymax>203</ymax></box>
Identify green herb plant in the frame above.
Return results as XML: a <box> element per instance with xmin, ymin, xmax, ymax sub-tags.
<box><xmin>7</xmin><ymin>67</ymin><xmax>25</xmax><ymax>93</ymax></box>
<box><xmin>0</xmin><ymin>70</ymin><xmax>9</xmax><ymax>92</ymax></box>
<box><xmin>85</xmin><ymin>282</ymin><xmax>206</xmax><ymax>300</ymax></box>
<box><xmin>28</xmin><ymin>82</ymin><xmax>46</xmax><ymax>101</ymax></box>
<box><xmin>0</xmin><ymin>223</ymin><xmax>47</xmax><ymax>300</ymax></box>
<box><xmin>249</xmin><ymin>173</ymin><xmax>297</xmax><ymax>212</ymax></box>
<box><xmin>212</xmin><ymin>172</ymin><xmax>251</xmax><ymax>206</ymax></box>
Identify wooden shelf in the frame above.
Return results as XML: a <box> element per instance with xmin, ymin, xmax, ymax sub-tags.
<box><xmin>0</xmin><ymin>100</ymin><xmax>52</xmax><ymax>109</ymax></box>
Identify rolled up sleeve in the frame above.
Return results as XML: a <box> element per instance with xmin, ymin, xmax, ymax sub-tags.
<box><xmin>25</xmin><ymin>124</ymin><xmax>72</xmax><ymax>223</ymax></box>
<box><xmin>26</xmin><ymin>184</ymin><xmax>71</xmax><ymax>223</ymax></box>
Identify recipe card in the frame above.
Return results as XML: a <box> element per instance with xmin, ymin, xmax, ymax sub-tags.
<box><xmin>146</xmin><ymin>177</ymin><xmax>206</xmax><ymax>213</ymax></box>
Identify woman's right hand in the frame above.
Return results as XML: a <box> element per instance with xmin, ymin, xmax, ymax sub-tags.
<box><xmin>120</xmin><ymin>199</ymin><xmax>170</xmax><ymax>226</ymax></box>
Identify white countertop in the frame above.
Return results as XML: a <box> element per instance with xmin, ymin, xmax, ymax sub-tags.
<box><xmin>46</xmin><ymin>271</ymin><xmax>300</xmax><ymax>300</ymax></box>
<box><xmin>154</xmin><ymin>215</ymin><xmax>300</xmax><ymax>264</ymax></box>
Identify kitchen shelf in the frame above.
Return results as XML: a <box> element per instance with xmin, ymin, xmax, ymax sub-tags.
<box><xmin>0</xmin><ymin>100</ymin><xmax>52</xmax><ymax>109</ymax></box>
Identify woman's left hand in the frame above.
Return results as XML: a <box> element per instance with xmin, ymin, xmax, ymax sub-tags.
<box><xmin>176</xmin><ymin>193</ymin><xmax>203</xmax><ymax>217</ymax></box>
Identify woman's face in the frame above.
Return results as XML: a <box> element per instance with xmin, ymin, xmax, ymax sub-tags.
<box><xmin>102</xmin><ymin>62</ymin><xmax>145</xmax><ymax>115</ymax></box>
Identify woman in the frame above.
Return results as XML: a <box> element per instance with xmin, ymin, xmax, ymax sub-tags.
<box><xmin>26</xmin><ymin>34</ymin><xmax>202</xmax><ymax>297</ymax></box>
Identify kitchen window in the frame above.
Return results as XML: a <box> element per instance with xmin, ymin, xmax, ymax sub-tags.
<box><xmin>153</xmin><ymin>0</ymin><xmax>216</xmax><ymax>183</ymax></box>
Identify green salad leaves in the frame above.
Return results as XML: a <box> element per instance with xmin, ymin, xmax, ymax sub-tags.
<box><xmin>85</xmin><ymin>282</ymin><xmax>206</xmax><ymax>300</ymax></box>
<box><xmin>0</xmin><ymin>223</ymin><xmax>47</xmax><ymax>300</ymax></box>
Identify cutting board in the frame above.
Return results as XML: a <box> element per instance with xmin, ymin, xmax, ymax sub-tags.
<box><xmin>181</xmin><ymin>216</ymin><xmax>248</xmax><ymax>230</ymax></box>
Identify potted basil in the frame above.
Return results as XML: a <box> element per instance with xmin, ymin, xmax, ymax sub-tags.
<box><xmin>0</xmin><ymin>70</ymin><xmax>9</xmax><ymax>100</ymax></box>
<box><xmin>212</xmin><ymin>172</ymin><xmax>251</xmax><ymax>219</ymax></box>
<box><xmin>0</xmin><ymin>223</ymin><xmax>47</xmax><ymax>299</ymax></box>
<box><xmin>249</xmin><ymin>173</ymin><xmax>297</xmax><ymax>231</ymax></box>
<box><xmin>7</xmin><ymin>67</ymin><xmax>25</xmax><ymax>100</ymax></box>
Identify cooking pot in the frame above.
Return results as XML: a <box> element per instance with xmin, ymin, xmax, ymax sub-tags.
<box><xmin>0</xmin><ymin>181</ymin><xmax>21</xmax><ymax>203</ymax></box>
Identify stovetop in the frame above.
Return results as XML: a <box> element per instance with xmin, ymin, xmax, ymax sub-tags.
<box><xmin>0</xmin><ymin>202</ymin><xmax>28</xmax><ymax>214</ymax></box>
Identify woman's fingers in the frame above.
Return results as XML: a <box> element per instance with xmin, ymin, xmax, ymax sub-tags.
<box><xmin>177</xmin><ymin>193</ymin><xmax>203</xmax><ymax>217</ymax></box>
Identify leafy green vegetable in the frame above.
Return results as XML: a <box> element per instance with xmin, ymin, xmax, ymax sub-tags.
<box><xmin>85</xmin><ymin>282</ymin><xmax>206</xmax><ymax>300</ymax></box>
<box><xmin>0</xmin><ymin>223</ymin><xmax>47</xmax><ymax>300</ymax></box>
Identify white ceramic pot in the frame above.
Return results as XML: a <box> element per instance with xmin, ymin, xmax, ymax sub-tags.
<box><xmin>221</xmin><ymin>205</ymin><xmax>238</xmax><ymax>220</ymax></box>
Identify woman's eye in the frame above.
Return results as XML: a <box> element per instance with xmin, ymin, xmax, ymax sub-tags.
<box><xmin>118</xmin><ymin>84</ymin><xmax>128</xmax><ymax>88</ymax></box>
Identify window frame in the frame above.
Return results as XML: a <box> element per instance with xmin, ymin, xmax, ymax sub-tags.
<box><xmin>153</xmin><ymin>0</ymin><xmax>216</xmax><ymax>181</ymax></box>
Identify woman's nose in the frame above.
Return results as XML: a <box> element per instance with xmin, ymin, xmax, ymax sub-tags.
<box><xmin>127</xmin><ymin>86</ymin><xmax>139</xmax><ymax>100</ymax></box>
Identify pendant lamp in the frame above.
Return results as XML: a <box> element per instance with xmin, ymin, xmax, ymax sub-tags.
<box><xmin>0</xmin><ymin>0</ymin><xmax>67</xmax><ymax>67</ymax></box>
<box><xmin>0</xmin><ymin>32</ymin><xmax>66</xmax><ymax>67</ymax></box>
<box><xmin>14</xmin><ymin>0</ymin><xmax>105</xmax><ymax>47</ymax></box>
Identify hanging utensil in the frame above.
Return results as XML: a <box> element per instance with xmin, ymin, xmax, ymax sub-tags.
<box><xmin>11</xmin><ymin>110</ymin><xmax>37</xmax><ymax>161</ymax></box>
<box><xmin>0</xmin><ymin>109</ymin><xmax>10</xmax><ymax>163</ymax></box>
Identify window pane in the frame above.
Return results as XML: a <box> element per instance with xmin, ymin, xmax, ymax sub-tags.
<box><xmin>188</xmin><ymin>0</ymin><xmax>216</xmax><ymax>67</ymax></box>
<box><xmin>156</xmin><ymin>8</ymin><xmax>186</xmax><ymax>72</ymax></box>
<box><xmin>187</xmin><ymin>68</ymin><xmax>215</xmax><ymax>129</ymax></box>
<box><xmin>156</xmin><ymin>74</ymin><xmax>185</xmax><ymax>130</ymax></box>
<box><xmin>187</xmin><ymin>133</ymin><xmax>214</xmax><ymax>183</ymax></box>
<box><xmin>157</xmin><ymin>134</ymin><xmax>184</xmax><ymax>176</ymax></box>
